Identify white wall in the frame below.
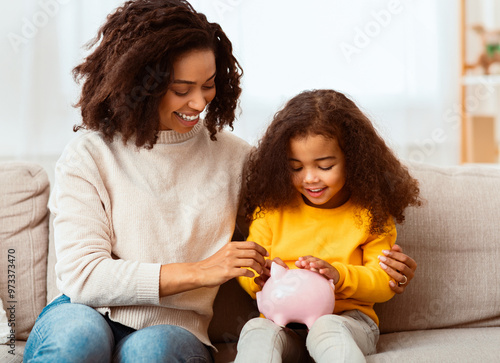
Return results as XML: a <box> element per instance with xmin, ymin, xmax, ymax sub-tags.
<box><xmin>1</xmin><ymin>0</ymin><xmax>463</xmax><ymax>165</ymax></box>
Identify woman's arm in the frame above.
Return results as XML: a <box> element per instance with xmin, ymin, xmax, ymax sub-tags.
<box><xmin>378</xmin><ymin>244</ymin><xmax>417</xmax><ymax>294</ymax></box>
<box><xmin>52</xmin><ymin>150</ymin><xmax>161</xmax><ymax>307</ymax></box>
<box><xmin>53</xmin><ymin>143</ymin><xmax>268</xmax><ymax>305</ymax></box>
<box><xmin>159</xmin><ymin>241</ymin><xmax>268</xmax><ymax>296</ymax></box>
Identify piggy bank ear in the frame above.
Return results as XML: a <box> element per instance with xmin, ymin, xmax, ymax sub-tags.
<box><xmin>270</xmin><ymin>262</ymin><xmax>287</xmax><ymax>280</ymax></box>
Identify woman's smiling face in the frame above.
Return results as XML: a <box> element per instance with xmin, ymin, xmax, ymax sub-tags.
<box><xmin>158</xmin><ymin>49</ymin><xmax>217</xmax><ymax>133</ymax></box>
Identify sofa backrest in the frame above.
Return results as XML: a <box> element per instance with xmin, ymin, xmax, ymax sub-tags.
<box><xmin>375</xmin><ymin>162</ymin><xmax>500</xmax><ymax>333</ymax></box>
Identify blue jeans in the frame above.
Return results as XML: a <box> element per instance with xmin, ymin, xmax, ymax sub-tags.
<box><xmin>24</xmin><ymin>295</ymin><xmax>213</xmax><ymax>363</ymax></box>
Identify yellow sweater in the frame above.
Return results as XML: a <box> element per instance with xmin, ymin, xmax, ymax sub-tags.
<box><xmin>238</xmin><ymin>198</ymin><xmax>396</xmax><ymax>326</ymax></box>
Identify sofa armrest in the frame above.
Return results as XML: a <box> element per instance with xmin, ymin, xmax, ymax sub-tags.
<box><xmin>0</xmin><ymin>162</ymin><xmax>50</xmax><ymax>340</ymax></box>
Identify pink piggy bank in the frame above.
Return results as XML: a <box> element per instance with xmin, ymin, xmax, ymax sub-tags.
<box><xmin>256</xmin><ymin>262</ymin><xmax>335</xmax><ymax>328</ymax></box>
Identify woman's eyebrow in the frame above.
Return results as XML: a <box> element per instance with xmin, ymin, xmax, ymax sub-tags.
<box><xmin>172</xmin><ymin>72</ymin><xmax>217</xmax><ymax>85</ymax></box>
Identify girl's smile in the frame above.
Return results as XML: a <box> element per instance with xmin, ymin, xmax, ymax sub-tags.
<box><xmin>305</xmin><ymin>187</ymin><xmax>327</xmax><ymax>198</ymax></box>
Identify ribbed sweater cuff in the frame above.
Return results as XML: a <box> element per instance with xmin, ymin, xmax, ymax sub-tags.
<box><xmin>136</xmin><ymin>263</ymin><xmax>162</xmax><ymax>305</ymax></box>
<box><xmin>331</xmin><ymin>261</ymin><xmax>348</xmax><ymax>290</ymax></box>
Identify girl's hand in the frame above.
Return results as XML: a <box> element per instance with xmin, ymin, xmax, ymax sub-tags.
<box><xmin>295</xmin><ymin>255</ymin><xmax>340</xmax><ymax>284</ymax></box>
<box><xmin>378</xmin><ymin>244</ymin><xmax>417</xmax><ymax>294</ymax></box>
<box><xmin>254</xmin><ymin>257</ymin><xmax>288</xmax><ymax>287</ymax></box>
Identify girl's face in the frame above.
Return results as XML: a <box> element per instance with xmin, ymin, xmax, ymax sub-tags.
<box><xmin>158</xmin><ymin>49</ymin><xmax>217</xmax><ymax>132</ymax></box>
<box><xmin>288</xmin><ymin>134</ymin><xmax>349</xmax><ymax>209</ymax></box>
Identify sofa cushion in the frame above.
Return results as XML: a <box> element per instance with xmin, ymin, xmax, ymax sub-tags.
<box><xmin>368</xmin><ymin>327</ymin><xmax>500</xmax><ymax>362</ymax></box>
<box><xmin>0</xmin><ymin>339</ymin><xmax>25</xmax><ymax>362</ymax></box>
<box><xmin>375</xmin><ymin>162</ymin><xmax>500</xmax><ymax>333</ymax></box>
<box><xmin>208</xmin><ymin>279</ymin><xmax>259</xmax><ymax>347</ymax></box>
<box><xmin>0</xmin><ymin>162</ymin><xmax>50</xmax><ymax>340</ymax></box>
<box><xmin>0</xmin><ymin>298</ymin><xmax>11</xmax><ymax>344</ymax></box>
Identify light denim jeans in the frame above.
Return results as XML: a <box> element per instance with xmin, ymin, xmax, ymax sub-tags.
<box><xmin>235</xmin><ymin>310</ymin><xmax>379</xmax><ymax>363</ymax></box>
<box><xmin>24</xmin><ymin>295</ymin><xmax>213</xmax><ymax>363</ymax></box>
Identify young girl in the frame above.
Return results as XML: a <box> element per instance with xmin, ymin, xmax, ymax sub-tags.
<box><xmin>236</xmin><ymin>89</ymin><xmax>422</xmax><ymax>363</ymax></box>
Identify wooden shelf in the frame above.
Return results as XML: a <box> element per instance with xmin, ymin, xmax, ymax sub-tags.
<box><xmin>460</xmin><ymin>0</ymin><xmax>500</xmax><ymax>164</ymax></box>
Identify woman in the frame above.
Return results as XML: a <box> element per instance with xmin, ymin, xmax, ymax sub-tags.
<box><xmin>24</xmin><ymin>1</ymin><xmax>416</xmax><ymax>362</ymax></box>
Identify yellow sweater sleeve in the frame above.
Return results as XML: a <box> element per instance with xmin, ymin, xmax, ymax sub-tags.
<box><xmin>331</xmin><ymin>221</ymin><xmax>396</xmax><ymax>303</ymax></box>
<box><xmin>237</xmin><ymin>213</ymin><xmax>272</xmax><ymax>299</ymax></box>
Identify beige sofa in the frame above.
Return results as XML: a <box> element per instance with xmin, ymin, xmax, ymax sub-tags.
<box><xmin>1</xmin><ymin>160</ymin><xmax>500</xmax><ymax>363</ymax></box>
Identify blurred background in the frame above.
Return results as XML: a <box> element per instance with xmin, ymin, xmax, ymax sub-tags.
<box><xmin>1</xmin><ymin>0</ymin><xmax>499</xmax><ymax>166</ymax></box>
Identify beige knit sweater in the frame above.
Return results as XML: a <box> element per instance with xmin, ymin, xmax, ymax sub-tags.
<box><xmin>49</xmin><ymin>122</ymin><xmax>251</xmax><ymax>347</ymax></box>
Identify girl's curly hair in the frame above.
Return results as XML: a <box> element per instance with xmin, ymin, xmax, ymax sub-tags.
<box><xmin>72</xmin><ymin>0</ymin><xmax>242</xmax><ymax>148</ymax></box>
<box><xmin>245</xmin><ymin>89</ymin><xmax>422</xmax><ymax>235</ymax></box>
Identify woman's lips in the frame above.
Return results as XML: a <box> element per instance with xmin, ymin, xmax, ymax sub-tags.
<box><xmin>174</xmin><ymin>112</ymin><xmax>200</xmax><ymax>127</ymax></box>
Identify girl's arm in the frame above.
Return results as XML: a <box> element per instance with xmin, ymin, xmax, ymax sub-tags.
<box><xmin>298</xmin><ymin>227</ymin><xmax>397</xmax><ymax>303</ymax></box>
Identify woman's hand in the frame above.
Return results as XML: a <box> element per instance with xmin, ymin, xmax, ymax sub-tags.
<box><xmin>295</xmin><ymin>255</ymin><xmax>340</xmax><ymax>284</ymax></box>
<box><xmin>196</xmin><ymin>241</ymin><xmax>269</xmax><ymax>287</ymax></box>
<box><xmin>378</xmin><ymin>244</ymin><xmax>417</xmax><ymax>294</ymax></box>
<box><xmin>254</xmin><ymin>257</ymin><xmax>288</xmax><ymax>287</ymax></box>
<box><xmin>159</xmin><ymin>241</ymin><xmax>268</xmax><ymax>296</ymax></box>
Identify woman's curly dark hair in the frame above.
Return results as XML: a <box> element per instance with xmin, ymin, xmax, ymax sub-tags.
<box><xmin>72</xmin><ymin>0</ymin><xmax>242</xmax><ymax>148</ymax></box>
<box><xmin>245</xmin><ymin>89</ymin><xmax>422</xmax><ymax>235</ymax></box>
